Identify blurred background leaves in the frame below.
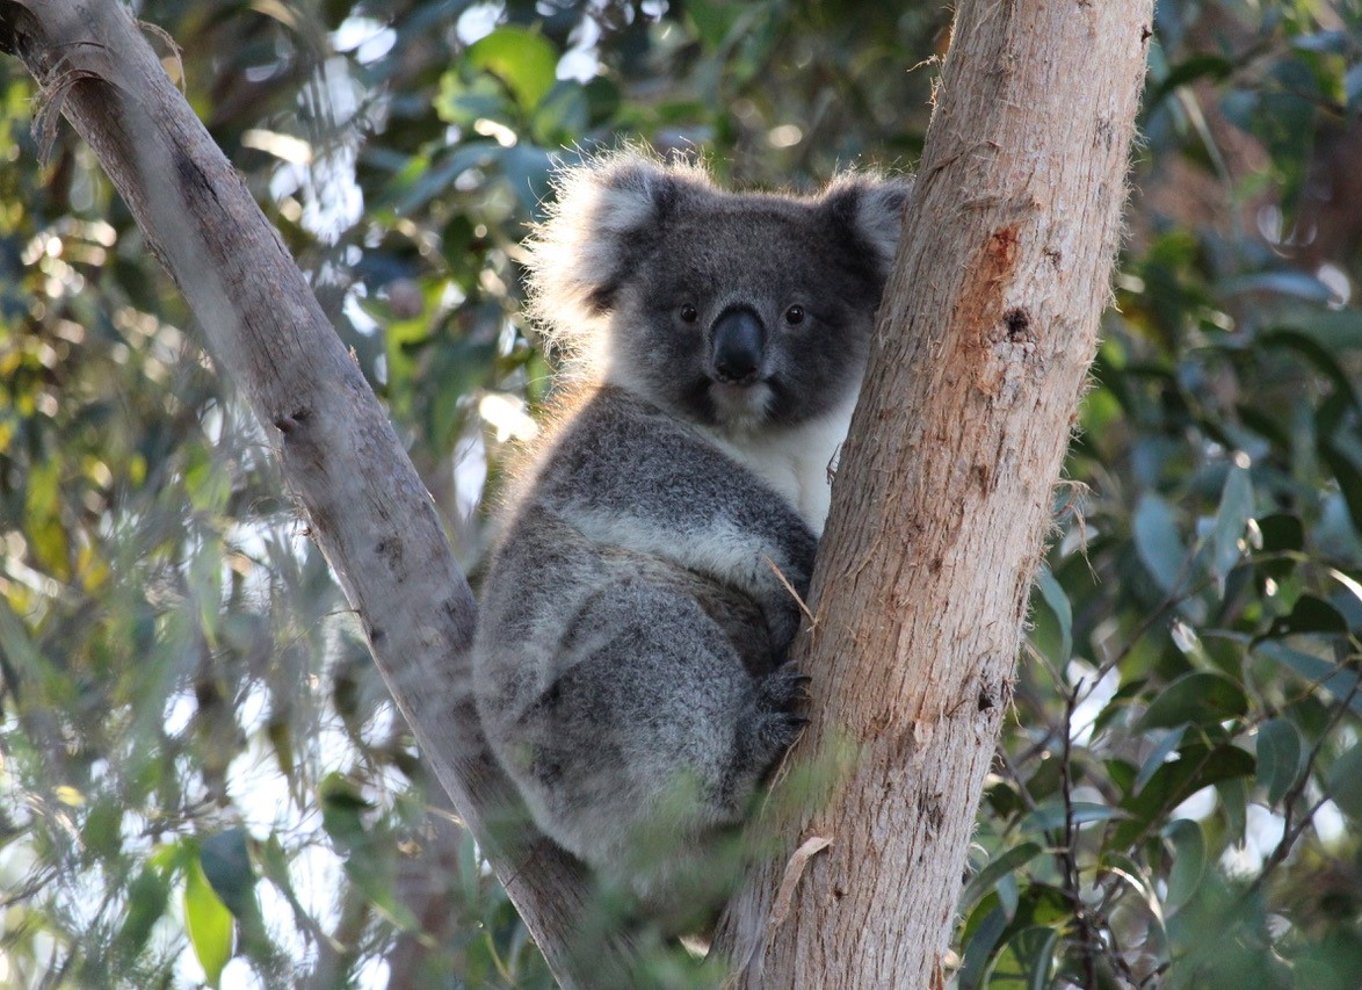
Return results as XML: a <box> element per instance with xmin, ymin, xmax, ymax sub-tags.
<box><xmin>0</xmin><ymin>1</ymin><xmax>1360</xmax><ymax>987</ymax></box>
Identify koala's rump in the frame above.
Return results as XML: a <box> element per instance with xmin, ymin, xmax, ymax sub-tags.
<box><xmin>473</xmin><ymin>513</ymin><xmax>776</xmax><ymax>866</ymax></box>
<box><xmin>473</xmin><ymin>385</ymin><xmax>811</xmax><ymax>885</ymax></box>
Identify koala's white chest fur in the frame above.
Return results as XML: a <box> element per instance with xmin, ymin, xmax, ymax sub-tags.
<box><xmin>699</xmin><ymin>392</ymin><xmax>858</xmax><ymax>537</ymax></box>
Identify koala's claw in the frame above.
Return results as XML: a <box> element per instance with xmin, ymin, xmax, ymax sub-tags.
<box><xmin>743</xmin><ymin>666</ymin><xmax>812</xmax><ymax>764</ymax></box>
<box><xmin>758</xmin><ymin>666</ymin><xmax>811</xmax><ymax>712</ymax></box>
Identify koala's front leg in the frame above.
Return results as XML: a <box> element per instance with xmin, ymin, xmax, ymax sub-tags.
<box><xmin>570</xmin><ymin>504</ymin><xmax>815</xmax><ymax>658</ymax></box>
<box><xmin>709</xmin><ymin>512</ymin><xmax>816</xmax><ymax>657</ymax></box>
<box><xmin>749</xmin><ymin>538</ymin><xmax>812</xmax><ymax>657</ymax></box>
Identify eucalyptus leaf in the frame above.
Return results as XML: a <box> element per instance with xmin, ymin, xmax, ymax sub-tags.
<box><xmin>184</xmin><ymin>854</ymin><xmax>234</xmax><ymax>988</ymax></box>
<box><xmin>199</xmin><ymin>828</ymin><xmax>256</xmax><ymax>922</ymax></box>
<box><xmin>961</xmin><ymin>842</ymin><xmax>1045</xmax><ymax>916</ymax></box>
<box><xmin>466</xmin><ymin>27</ymin><xmax>558</xmax><ymax>112</ymax></box>
<box><xmin>1164</xmin><ymin>818</ymin><xmax>1206</xmax><ymax>911</ymax></box>
<box><xmin>1327</xmin><ymin>744</ymin><xmax>1362</xmax><ymax>819</ymax></box>
<box><xmin>1256</xmin><ymin>641</ymin><xmax>1362</xmax><ymax>716</ymax></box>
<box><xmin>1211</xmin><ymin>464</ymin><xmax>1253</xmax><ymax>583</ymax></box>
<box><xmin>1136</xmin><ymin>672</ymin><xmax>1248</xmax><ymax>731</ymax></box>
<box><xmin>1134</xmin><ymin>494</ymin><xmax>1187</xmax><ymax>593</ymax></box>
<box><xmin>1033</xmin><ymin>566</ymin><xmax>1073</xmax><ymax>662</ymax></box>
<box><xmin>1256</xmin><ymin>718</ymin><xmax>1304</xmax><ymax>805</ymax></box>
<box><xmin>1114</xmin><ymin>745</ymin><xmax>1255</xmax><ymax>848</ymax></box>
<box><xmin>1136</xmin><ymin>726</ymin><xmax>1187</xmax><ymax>792</ymax></box>
<box><xmin>1020</xmin><ymin>801</ymin><xmax>1127</xmax><ymax>834</ymax></box>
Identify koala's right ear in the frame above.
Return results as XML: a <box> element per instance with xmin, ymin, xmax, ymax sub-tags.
<box><xmin>523</xmin><ymin>150</ymin><xmax>702</xmax><ymax>351</ymax></box>
<box><xmin>820</xmin><ymin>173</ymin><xmax>915</xmax><ymax>284</ymax></box>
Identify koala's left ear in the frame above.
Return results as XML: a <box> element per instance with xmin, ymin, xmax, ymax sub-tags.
<box><xmin>821</xmin><ymin>174</ymin><xmax>914</xmax><ymax>278</ymax></box>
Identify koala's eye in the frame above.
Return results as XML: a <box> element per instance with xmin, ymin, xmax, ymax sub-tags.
<box><xmin>784</xmin><ymin>305</ymin><xmax>805</xmax><ymax>326</ymax></box>
<box><xmin>679</xmin><ymin>304</ymin><xmax>699</xmax><ymax>324</ymax></box>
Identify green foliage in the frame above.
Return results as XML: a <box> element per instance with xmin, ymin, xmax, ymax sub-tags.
<box><xmin>0</xmin><ymin>0</ymin><xmax>1359</xmax><ymax>987</ymax></box>
<box><xmin>975</xmin><ymin>4</ymin><xmax>1362</xmax><ymax>986</ymax></box>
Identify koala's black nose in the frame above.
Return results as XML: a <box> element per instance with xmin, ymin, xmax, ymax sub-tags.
<box><xmin>710</xmin><ymin>306</ymin><xmax>766</xmax><ymax>385</ymax></box>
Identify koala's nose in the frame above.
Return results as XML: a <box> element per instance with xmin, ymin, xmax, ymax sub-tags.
<box><xmin>710</xmin><ymin>306</ymin><xmax>766</xmax><ymax>385</ymax></box>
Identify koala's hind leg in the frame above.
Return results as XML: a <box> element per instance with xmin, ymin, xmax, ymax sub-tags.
<box><xmin>509</xmin><ymin>576</ymin><xmax>805</xmax><ymax>896</ymax></box>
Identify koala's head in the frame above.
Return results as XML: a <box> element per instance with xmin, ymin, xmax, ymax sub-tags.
<box><xmin>523</xmin><ymin>148</ymin><xmax>911</xmax><ymax>431</ymax></box>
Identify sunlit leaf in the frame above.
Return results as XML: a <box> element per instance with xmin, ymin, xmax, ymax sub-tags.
<box><xmin>434</xmin><ymin>71</ymin><xmax>507</xmax><ymax>127</ymax></box>
<box><xmin>466</xmin><ymin>27</ymin><xmax>558</xmax><ymax>113</ymax></box>
<box><xmin>184</xmin><ymin>853</ymin><xmax>234</xmax><ymax>987</ymax></box>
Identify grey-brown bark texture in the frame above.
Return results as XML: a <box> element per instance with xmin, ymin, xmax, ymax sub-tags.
<box><xmin>0</xmin><ymin>2</ymin><xmax>629</xmax><ymax>986</ymax></box>
<box><xmin>714</xmin><ymin>3</ymin><xmax>1155</xmax><ymax>987</ymax></box>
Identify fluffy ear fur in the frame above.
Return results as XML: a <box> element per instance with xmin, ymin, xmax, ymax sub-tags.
<box><xmin>820</xmin><ymin>173</ymin><xmax>914</xmax><ymax>280</ymax></box>
<box><xmin>522</xmin><ymin>148</ymin><xmax>711</xmax><ymax>355</ymax></box>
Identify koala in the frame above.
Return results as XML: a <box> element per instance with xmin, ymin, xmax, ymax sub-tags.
<box><xmin>473</xmin><ymin>149</ymin><xmax>910</xmax><ymax>921</ymax></box>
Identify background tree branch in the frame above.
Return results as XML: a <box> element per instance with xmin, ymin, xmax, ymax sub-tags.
<box><xmin>0</xmin><ymin>1</ymin><xmax>629</xmax><ymax>985</ymax></box>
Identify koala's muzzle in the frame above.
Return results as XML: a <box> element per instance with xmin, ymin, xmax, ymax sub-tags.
<box><xmin>710</xmin><ymin>306</ymin><xmax>766</xmax><ymax>385</ymax></box>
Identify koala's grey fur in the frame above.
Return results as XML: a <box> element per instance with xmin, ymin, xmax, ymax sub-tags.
<box><xmin>473</xmin><ymin>149</ymin><xmax>910</xmax><ymax>918</ymax></box>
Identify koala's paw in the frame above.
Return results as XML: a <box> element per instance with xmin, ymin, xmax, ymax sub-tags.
<box><xmin>748</xmin><ymin>665</ymin><xmax>811</xmax><ymax>767</ymax></box>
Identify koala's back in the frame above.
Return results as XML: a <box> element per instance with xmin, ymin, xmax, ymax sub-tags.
<box><xmin>474</xmin><ymin>386</ymin><xmax>815</xmax><ymax>911</ymax></box>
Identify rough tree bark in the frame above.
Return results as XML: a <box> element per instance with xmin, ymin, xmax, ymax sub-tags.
<box><xmin>714</xmin><ymin>3</ymin><xmax>1154</xmax><ymax>987</ymax></box>
<box><xmin>0</xmin><ymin>2</ymin><xmax>632</xmax><ymax>986</ymax></box>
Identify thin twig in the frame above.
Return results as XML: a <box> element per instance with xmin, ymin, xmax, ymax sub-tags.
<box><xmin>1058</xmin><ymin>678</ymin><xmax>1101</xmax><ymax>989</ymax></box>
<box><xmin>1251</xmin><ymin>664</ymin><xmax>1362</xmax><ymax>893</ymax></box>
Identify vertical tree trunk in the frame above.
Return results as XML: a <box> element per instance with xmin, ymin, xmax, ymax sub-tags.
<box><xmin>716</xmin><ymin>3</ymin><xmax>1154</xmax><ymax>987</ymax></box>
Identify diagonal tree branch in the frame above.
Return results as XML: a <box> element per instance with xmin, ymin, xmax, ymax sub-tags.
<box><xmin>0</xmin><ymin>1</ymin><xmax>631</xmax><ymax>985</ymax></box>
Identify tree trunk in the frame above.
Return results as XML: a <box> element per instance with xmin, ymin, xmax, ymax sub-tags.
<box><xmin>0</xmin><ymin>2</ymin><xmax>630</xmax><ymax>986</ymax></box>
<box><xmin>715</xmin><ymin>3</ymin><xmax>1153</xmax><ymax>987</ymax></box>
